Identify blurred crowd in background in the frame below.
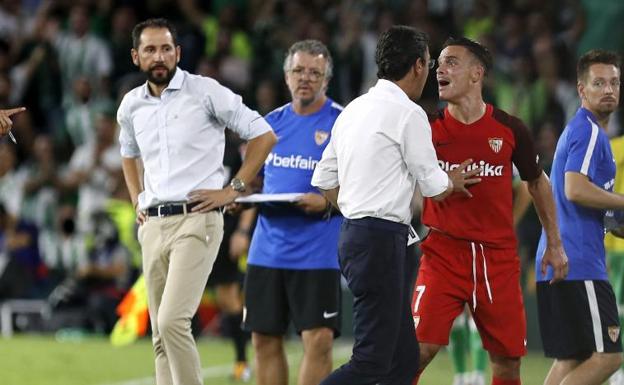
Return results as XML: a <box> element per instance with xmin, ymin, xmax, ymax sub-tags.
<box><xmin>0</xmin><ymin>0</ymin><xmax>622</xmax><ymax>335</ymax></box>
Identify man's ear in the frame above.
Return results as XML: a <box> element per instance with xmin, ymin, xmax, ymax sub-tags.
<box><xmin>413</xmin><ymin>58</ymin><xmax>424</xmax><ymax>77</ymax></box>
<box><xmin>577</xmin><ymin>81</ymin><xmax>585</xmax><ymax>100</ymax></box>
<box><xmin>131</xmin><ymin>48</ymin><xmax>139</xmax><ymax>67</ymax></box>
<box><xmin>471</xmin><ymin>65</ymin><xmax>484</xmax><ymax>83</ymax></box>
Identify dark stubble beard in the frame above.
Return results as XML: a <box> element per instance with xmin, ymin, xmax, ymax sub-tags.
<box><xmin>146</xmin><ymin>65</ymin><xmax>176</xmax><ymax>86</ymax></box>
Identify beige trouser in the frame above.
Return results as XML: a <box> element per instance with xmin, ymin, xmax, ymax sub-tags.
<box><xmin>138</xmin><ymin>211</ymin><xmax>224</xmax><ymax>385</ymax></box>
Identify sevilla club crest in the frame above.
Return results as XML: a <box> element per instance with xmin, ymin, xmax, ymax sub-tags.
<box><xmin>315</xmin><ymin>130</ymin><xmax>329</xmax><ymax>145</ymax></box>
<box><xmin>609</xmin><ymin>326</ymin><xmax>620</xmax><ymax>342</ymax></box>
<box><xmin>488</xmin><ymin>137</ymin><xmax>503</xmax><ymax>153</ymax></box>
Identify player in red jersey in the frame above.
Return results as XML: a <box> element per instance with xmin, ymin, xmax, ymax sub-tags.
<box><xmin>411</xmin><ymin>37</ymin><xmax>568</xmax><ymax>385</ymax></box>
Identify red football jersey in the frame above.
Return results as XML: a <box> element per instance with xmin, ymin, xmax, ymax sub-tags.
<box><xmin>422</xmin><ymin>104</ymin><xmax>541</xmax><ymax>249</ymax></box>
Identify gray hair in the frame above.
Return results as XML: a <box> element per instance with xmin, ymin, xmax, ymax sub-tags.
<box><xmin>283</xmin><ymin>39</ymin><xmax>333</xmax><ymax>80</ymax></box>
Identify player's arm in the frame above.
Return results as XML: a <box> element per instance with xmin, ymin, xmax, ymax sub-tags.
<box><xmin>564</xmin><ymin>171</ymin><xmax>624</xmax><ymax>209</ymax></box>
<box><xmin>527</xmin><ymin>172</ymin><xmax>568</xmax><ymax>283</ymax></box>
<box><xmin>510</xmin><ymin>113</ymin><xmax>567</xmax><ymax>283</ymax></box>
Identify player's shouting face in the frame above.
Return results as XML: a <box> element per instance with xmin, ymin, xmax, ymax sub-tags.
<box><xmin>436</xmin><ymin>46</ymin><xmax>485</xmax><ymax>103</ymax></box>
<box><xmin>578</xmin><ymin>63</ymin><xmax>620</xmax><ymax>116</ymax></box>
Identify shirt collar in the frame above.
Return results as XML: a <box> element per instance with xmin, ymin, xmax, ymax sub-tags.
<box><xmin>579</xmin><ymin>107</ymin><xmax>598</xmax><ymax>124</ymax></box>
<box><xmin>372</xmin><ymin>79</ymin><xmax>411</xmax><ymax>102</ymax></box>
<box><xmin>141</xmin><ymin>66</ymin><xmax>184</xmax><ymax>98</ymax></box>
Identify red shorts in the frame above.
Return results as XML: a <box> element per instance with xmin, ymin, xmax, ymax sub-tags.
<box><xmin>412</xmin><ymin>231</ymin><xmax>527</xmax><ymax>357</ymax></box>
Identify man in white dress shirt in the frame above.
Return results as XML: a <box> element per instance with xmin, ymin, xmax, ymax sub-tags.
<box><xmin>117</xmin><ymin>18</ymin><xmax>276</xmax><ymax>385</ymax></box>
<box><xmin>312</xmin><ymin>25</ymin><xmax>480</xmax><ymax>385</ymax></box>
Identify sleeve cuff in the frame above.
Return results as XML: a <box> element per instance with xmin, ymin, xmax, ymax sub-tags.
<box><xmin>120</xmin><ymin>146</ymin><xmax>141</xmax><ymax>158</ymax></box>
<box><xmin>311</xmin><ymin>168</ymin><xmax>339</xmax><ymax>191</ymax></box>
<box><xmin>419</xmin><ymin>168</ymin><xmax>449</xmax><ymax>197</ymax></box>
<box><xmin>242</xmin><ymin>117</ymin><xmax>273</xmax><ymax>140</ymax></box>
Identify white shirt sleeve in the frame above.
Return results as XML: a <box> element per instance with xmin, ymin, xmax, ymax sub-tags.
<box><xmin>204</xmin><ymin>80</ymin><xmax>273</xmax><ymax>140</ymax></box>
<box><xmin>402</xmin><ymin>108</ymin><xmax>449</xmax><ymax>197</ymax></box>
<box><xmin>312</xmin><ymin>131</ymin><xmax>339</xmax><ymax>190</ymax></box>
<box><xmin>117</xmin><ymin>97</ymin><xmax>141</xmax><ymax>158</ymax></box>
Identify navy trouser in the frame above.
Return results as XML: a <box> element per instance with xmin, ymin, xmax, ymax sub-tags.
<box><xmin>321</xmin><ymin>217</ymin><xmax>419</xmax><ymax>385</ymax></box>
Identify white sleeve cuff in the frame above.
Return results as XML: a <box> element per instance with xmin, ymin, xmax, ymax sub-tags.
<box><xmin>419</xmin><ymin>168</ymin><xmax>449</xmax><ymax>197</ymax></box>
<box><xmin>311</xmin><ymin>167</ymin><xmax>339</xmax><ymax>191</ymax></box>
<box><xmin>244</xmin><ymin>117</ymin><xmax>273</xmax><ymax>140</ymax></box>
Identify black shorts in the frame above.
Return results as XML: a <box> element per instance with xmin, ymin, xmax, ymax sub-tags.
<box><xmin>207</xmin><ymin>248</ymin><xmax>241</xmax><ymax>286</ymax></box>
<box><xmin>242</xmin><ymin>265</ymin><xmax>341</xmax><ymax>337</ymax></box>
<box><xmin>537</xmin><ymin>280</ymin><xmax>622</xmax><ymax>359</ymax></box>
<box><xmin>207</xmin><ymin>215</ymin><xmax>241</xmax><ymax>286</ymax></box>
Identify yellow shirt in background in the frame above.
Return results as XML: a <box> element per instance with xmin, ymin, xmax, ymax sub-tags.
<box><xmin>605</xmin><ymin>136</ymin><xmax>624</xmax><ymax>252</ymax></box>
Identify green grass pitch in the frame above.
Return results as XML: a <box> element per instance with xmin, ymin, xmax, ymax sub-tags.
<box><xmin>0</xmin><ymin>334</ymin><xmax>561</xmax><ymax>385</ymax></box>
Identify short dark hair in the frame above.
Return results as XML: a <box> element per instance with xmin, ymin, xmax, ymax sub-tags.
<box><xmin>132</xmin><ymin>18</ymin><xmax>178</xmax><ymax>49</ymax></box>
<box><xmin>442</xmin><ymin>37</ymin><xmax>493</xmax><ymax>76</ymax></box>
<box><xmin>375</xmin><ymin>25</ymin><xmax>429</xmax><ymax>81</ymax></box>
<box><xmin>283</xmin><ymin>39</ymin><xmax>333</xmax><ymax>79</ymax></box>
<box><xmin>577</xmin><ymin>49</ymin><xmax>621</xmax><ymax>82</ymax></box>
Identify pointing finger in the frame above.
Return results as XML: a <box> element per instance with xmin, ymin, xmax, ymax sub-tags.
<box><xmin>3</xmin><ymin>107</ymin><xmax>26</xmax><ymax>117</ymax></box>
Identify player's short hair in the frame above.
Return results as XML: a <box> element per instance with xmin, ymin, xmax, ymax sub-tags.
<box><xmin>376</xmin><ymin>26</ymin><xmax>429</xmax><ymax>81</ymax></box>
<box><xmin>577</xmin><ymin>49</ymin><xmax>621</xmax><ymax>82</ymax></box>
<box><xmin>442</xmin><ymin>37</ymin><xmax>493</xmax><ymax>76</ymax></box>
<box><xmin>283</xmin><ymin>39</ymin><xmax>333</xmax><ymax>80</ymax></box>
<box><xmin>132</xmin><ymin>18</ymin><xmax>178</xmax><ymax>50</ymax></box>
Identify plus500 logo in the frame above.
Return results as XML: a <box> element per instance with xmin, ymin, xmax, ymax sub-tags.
<box><xmin>265</xmin><ymin>153</ymin><xmax>318</xmax><ymax>170</ymax></box>
<box><xmin>438</xmin><ymin>160</ymin><xmax>504</xmax><ymax>177</ymax></box>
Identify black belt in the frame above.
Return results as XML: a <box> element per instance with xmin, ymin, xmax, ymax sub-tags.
<box><xmin>146</xmin><ymin>202</ymin><xmax>211</xmax><ymax>217</ymax></box>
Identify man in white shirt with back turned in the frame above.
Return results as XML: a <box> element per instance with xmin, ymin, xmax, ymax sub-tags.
<box><xmin>117</xmin><ymin>18</ymin><xmax>276</xmax><ymax>385</ymax></box>
<box><xmin>312</xmin><ymin>25</ymin><xmax>480</xmax><ymax>385</ymax></box>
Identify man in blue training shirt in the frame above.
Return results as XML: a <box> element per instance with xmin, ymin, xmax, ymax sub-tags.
<box><xmin>536</xmin><ymin>49</ymin><xmax>624</xmax><ymax>385</ymax></box>
<box><xmin>242</xmin><ymin>40</ymin><xmax>342</xmax><ymax>385</ymax></box>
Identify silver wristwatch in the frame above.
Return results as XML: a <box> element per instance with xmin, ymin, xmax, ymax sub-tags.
<box><xmin>230</xmin><ymin>177</ymin><xmax>246</xmax><ymax>193</ymax></box>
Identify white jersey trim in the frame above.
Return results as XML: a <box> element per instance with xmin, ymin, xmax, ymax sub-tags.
<box><xmin>580</xmin><ymin>117</ymin><xmax>600</xmax><ymax>175</ymax></box>
<box><xmin>585</xmin><ymin>280</ymin><xmax>604</xmax><ymax>352</ymax></box>
<box><xmin>330</xmin><ymin>101</ymin><xmax>344</xmax><ymax>111</ymax></box>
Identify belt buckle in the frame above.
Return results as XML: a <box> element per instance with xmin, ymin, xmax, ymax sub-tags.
<box><xmin>157</xmin><ymin>204</ymin><xmax>166</xmax><ymax>217</ymax></box>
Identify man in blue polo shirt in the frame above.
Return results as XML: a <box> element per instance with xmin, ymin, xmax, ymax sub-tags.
<box><xmin>243</xmin><ymin>40</ymin><xmax>342</xmax><ymax>385</ymax></box>
<box><xmin>536</xmin><ymin>49</ymin><xmax>624</xmax><ymax>385</ymax></box>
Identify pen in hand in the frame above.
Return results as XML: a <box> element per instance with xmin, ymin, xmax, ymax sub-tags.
<box><xmin>0</xmin><ymin>107</ymin><xmax>27</xmax><ymax>143</ymax></box>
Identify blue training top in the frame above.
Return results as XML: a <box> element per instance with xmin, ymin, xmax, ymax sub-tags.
<box><xmin>536</xmin><ymin>107</ymin><xmax>616</xmax><ymax>281</ymax></box>
<box><xmin>248</xmin><ymin>99</ymin><xmax>343</xmax><ymax>270</ymax></box>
